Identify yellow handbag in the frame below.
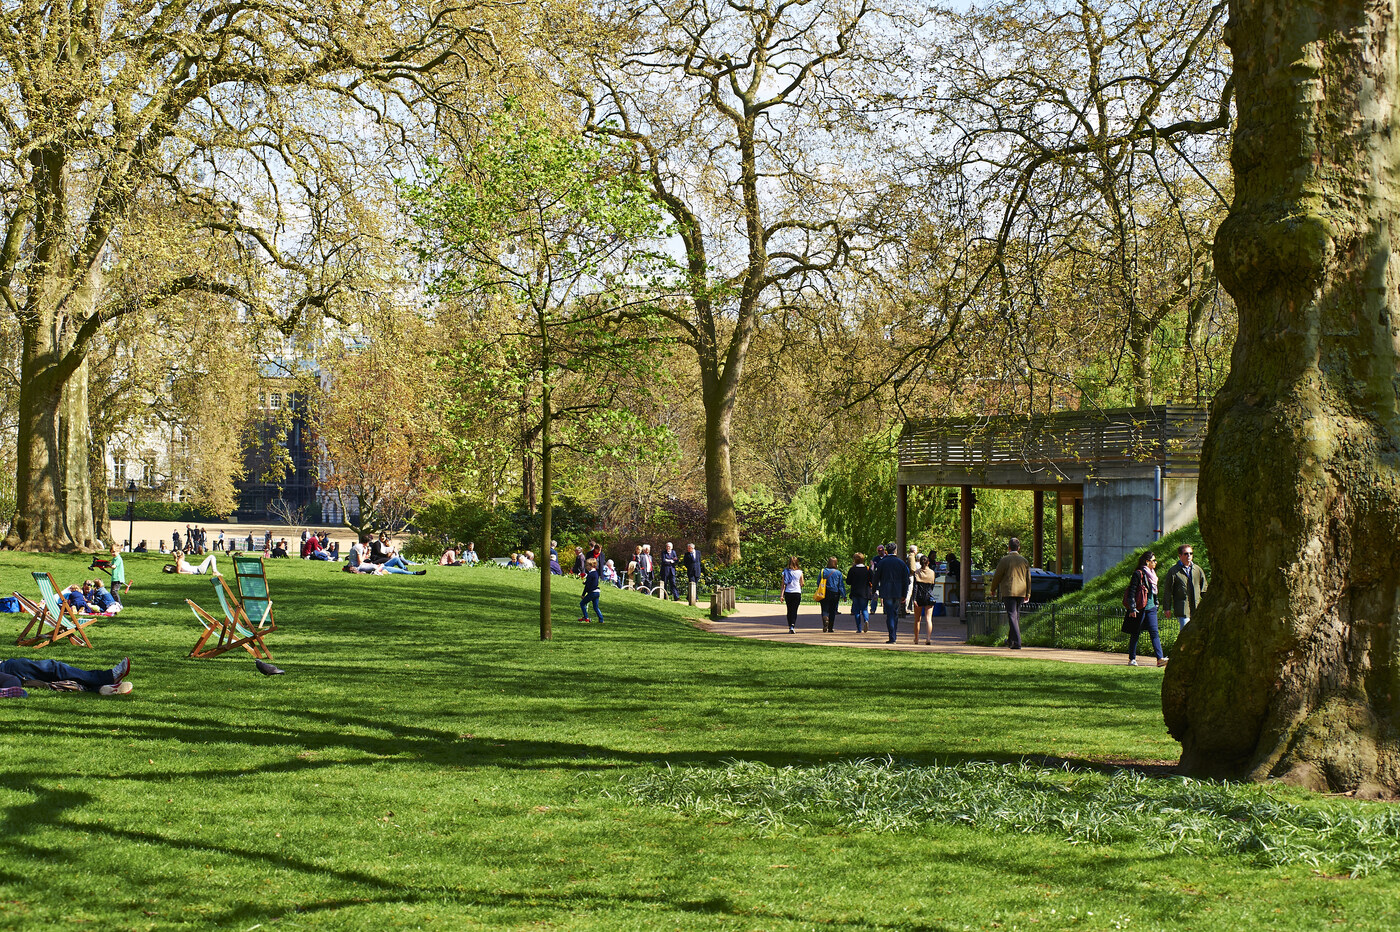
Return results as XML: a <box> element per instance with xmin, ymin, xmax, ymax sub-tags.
<box><xmin>813</xmin><ymin>572</ymin><xmax>827</xmax><ymax>602</ymax></box>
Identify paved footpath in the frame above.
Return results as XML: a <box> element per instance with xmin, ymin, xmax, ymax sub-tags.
<box><xmin>705</xmin><ymin>600</ymin><xmax>1153</xmax><ymax>668</ymax></box>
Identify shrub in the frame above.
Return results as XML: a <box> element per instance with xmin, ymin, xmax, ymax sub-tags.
<box><xmin>107</xmin><ymin>501</ymin><xmax>223</xmax><ymax>522</ymax></box>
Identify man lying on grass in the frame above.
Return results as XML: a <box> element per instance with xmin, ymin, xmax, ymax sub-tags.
<box><xmin>0</xmin><ymin>656</ymin><xmax>133</xmax><ymax>698</ymax></box>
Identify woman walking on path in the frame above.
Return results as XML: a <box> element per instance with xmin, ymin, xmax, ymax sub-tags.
<box><xmin>1126</xmin><ymin>551</ymin><xmax>1165</xmax><ymax>667</ymax></box>
<box><xmin>910</xmin><ymin>554</ymin><xmax>941</xmax><ymax>645</ymax></box>
<box><xmin>818</xmin><ymin>557</ymin><xmax>846</xmax><ymax>632</ymax></box>
<box><xmin>781</xmin><ymin>556</ymin><xmax>804</xmax><ymax>634</ymax></box>
<box><xmin>579</xmin><ymin>558</ymin><xmax>604</xmax><ymax>624</ymax></box>
<box><xmin>847</xmin><ymin>553</ymin><xmax>872</xmax><ymax>634</ymax></box>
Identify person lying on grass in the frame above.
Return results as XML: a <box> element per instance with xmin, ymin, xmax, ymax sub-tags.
<box><xmin>346</xmin><ymin>535</ymin><xmax>426</xmax><ymax>575</ymax></box>
<box><xmin>0</xmin><ymin>656</ymin><xmax>133</xmax><ymax>698</ymax></box>
<box><xmin>171</xmin><ymin>550</ymin><xmax>219</xmax><ymax>575</ymax></box>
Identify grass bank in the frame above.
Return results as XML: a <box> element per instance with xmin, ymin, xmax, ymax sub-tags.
<box><xmin>0</xmin><ymin>551</ymin><xmax>1393</xmax><ymax>931</ymax></box>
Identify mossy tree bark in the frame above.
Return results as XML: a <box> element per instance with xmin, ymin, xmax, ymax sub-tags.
<box><xmin>1163</xmin><ymin>0</ymin><xmax>1400</xmax><ymax>795</ymax></box>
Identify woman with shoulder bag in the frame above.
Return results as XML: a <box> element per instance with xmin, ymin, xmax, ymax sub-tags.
<box><xmin>910</xmin><ymin>554</ymin><xmax>941</xmax><ymax>645</ymax></box>
<box><xmin>1126</xmin><ymin>551</ymin><xmax>1165</xmax><ymax>667</ymax></box>
<box><xmin>781</xmin><ymin>556</ymin><xmax>804</xmax><ymax>634</ymax></box>
<box><xmin>818</xmin><ymin>557</ymin><xmax>846</xmax><ymax>632</ymax></box>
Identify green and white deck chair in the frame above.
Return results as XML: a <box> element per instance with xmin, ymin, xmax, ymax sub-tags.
<box><xmin>186</xmin><ymin>556</ymin><xmax>277</xmax><ymax>659</ymax></box>
<box><xmin>13</xmin><ymin>571</ymin><xmax>98</xmax><ymax>649</ymax></box>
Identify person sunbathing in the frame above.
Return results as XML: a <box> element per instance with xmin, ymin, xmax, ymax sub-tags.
<box><xmin>173</xmin><ymin>550</ymin><xmax>219</xmax><ymax>575</ymax></box>
<box><xmin>0</xmin><ymin>656</ymin><xmax>133</xmax><ymax>698</ymax></box>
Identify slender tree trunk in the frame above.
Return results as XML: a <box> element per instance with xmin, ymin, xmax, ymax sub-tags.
<box><xmin>61</xmin><ymin>358</ymin><xmax>96</xmax><ymax>549</ymax></box>
<box><xmin>1163</xmin><ymin>0</ymin><xmax>1400</xmax><ymax>796</ymax></box>
<box><xmin>91</xmin><ymin>432</ymin><xmax>112</xmax><ymax>547</ymax></box>
<box><xmin>539</xmin><ymin>380</ymin><xmax>553</xmax><ymax>641</ymax></box>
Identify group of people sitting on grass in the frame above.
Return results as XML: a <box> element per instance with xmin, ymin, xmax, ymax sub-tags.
<box><xmin>59</xmin><ymin>578</ymin><xmax>124</xmax><ymax>614</ymax></box>
<box><xmin>344</xmin><ymin>532</ymin><xmax>427</xmax><ymax>575</ymax></box>
<box><xmin>439</xmin><ymin>544</ymin><xmax>479</xmax><ymax>566</ymax></box>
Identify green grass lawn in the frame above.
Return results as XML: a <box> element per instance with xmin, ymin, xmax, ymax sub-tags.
<box><xmin>1</xmin><ymin>553</ymin><xmax>1395</xmax><ymax>930</ymax></box>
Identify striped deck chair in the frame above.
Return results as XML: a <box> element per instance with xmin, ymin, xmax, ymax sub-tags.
<box><xmin>186</xmin><ymin>556</ymin><xmax>276</xmax><ymax>659</ymax></box>
<box><xmin>13</xmin><ymin>572</ymin><xmax>98</xmax><ymax>649</ymax></box>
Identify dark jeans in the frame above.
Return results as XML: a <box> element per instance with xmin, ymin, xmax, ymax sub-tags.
<box><xmin>784</xmin><ymin>591</ymin><xmax>802</xmax><ymax>628</ymax></box>
<box><xmin>0</xmin><ymin>658</ymin><xmax>113</xmax><ymax>691</ymax></box>
<box><xmin>821</xmin><ymin>595</ymin><xmax>841</xmax><ymax>628</ymax></box>
<box><xmin>581</xmin><ymin>590</ymin><xmax>603</xmax><ymax>622</ymax></box>
<box><xmin>883</xmin><ymin>597</ymin><xmax>901</xmax><ymax>641</ymax></box>
<box><xmin>1003</xmin><ymin>597</ymin><xmax>1024</xmax><ymax>648</ymax></box>
<box><xmin>1129</xmin><ymin>608</ymin><xmax>1162</xmax><ymax>660</ymax></box>
<box><xmin>662</xmin><ymin>568</ymin><xmax>679</xmax><ymax>600</ymax></box>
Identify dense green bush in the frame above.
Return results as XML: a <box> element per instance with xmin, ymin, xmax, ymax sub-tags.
<box><xmin>107</xmin><ymin>501</ymin><xmax>222</xmax><ymax>521</ymax></box>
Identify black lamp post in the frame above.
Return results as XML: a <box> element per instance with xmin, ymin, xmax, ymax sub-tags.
<box><xmin>126</xmin><ymin>479</ymin><xmax>136</xmax><ymax>551</ymax></box>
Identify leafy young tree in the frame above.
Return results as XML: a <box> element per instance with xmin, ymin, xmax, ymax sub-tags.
<box><xmin>566</xmin><ymin>0</ymin><xmax>905</xmax><ymax>562</ymax></box>
<box><xmin>405</xmin><ymin>109</ymin><xmax>674</xmax><ymax>640</ymax></box>
<box><xmin>0</xmin><ymin>1</ymin><xmax>493</xmax><ymax>550</ymax></box>
<box><xmin>1164</xmin><ymin>1</ymin><xmax>1400</xmax><ymax>796</ymax></box>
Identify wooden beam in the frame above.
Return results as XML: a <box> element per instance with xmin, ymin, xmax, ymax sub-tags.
<box><xmin>1033</xmin><ymin>490</ymin><xmax>1044</xmax><ymax>569</ymax></box>
<box><xmin>1055</xmin><ymin>494</ymin><xmax>1065</xmax><ymax>574</ymax></box>
<box><xmin>896</xmin><ymin>483</ymin><xmax>908</xmax><ymax>558</ymax></box>
<box><xmin>959</xmin><ymin>485</ymin><xmax>973</xmax><ymax>620</ymax></box>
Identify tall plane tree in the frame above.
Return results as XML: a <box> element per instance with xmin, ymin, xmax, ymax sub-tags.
<box><xmin>566</xmin><ymin>0</ymin><xmax>900</xmax><ymax>562</ymax></box>
<box><xmin>1163</xmin><ymin>1</ymin><xmax>1400</xmax><ymax>796</ymax></box>
<box><xmin>0</xmin><ymin>1</ymin><xmax>491</xmax><ymax>550</ymax></box>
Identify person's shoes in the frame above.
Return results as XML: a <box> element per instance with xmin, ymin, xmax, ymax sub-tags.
<box><xmin>111</xmin><ymin>656</ymin><xmax>131</xmax><ymax>683</ymax></box>
<box><xmin>255</xmin><ymin>660</ymin><xmax>286</xmax><ymax>675</ymax></box>
<box><xmin>1157</xmin><ymin>657</ymin><xmax>1168</xmax><ymax>667</ymax></box>
<box><xmin>99</xmin><ymin>681</ymin><xmax>133</xmax><ymax>696</ymax></box>
<box><xmin>788</xmin><ymin>625</ymin><xmax>796</xmax><ymax>633</ymax></box>
<box><xmin>887</xmin><ymin>638</ymin><xmax>896</xmax><ymax>644</ymax></box>
<box><xmin>924</xmin><ymin>639</ymin><xmax>932</xmax><ymax>645</ymax></box>
<box><xmin>0</xmin><ymin>686</ymin><xmax>27</xmax><ymax>699</ymax></box>
<box><xmin>1128</xmin><ymin>659</ymin><xmax>1139</xmax><ymax>666</ymax></box>
<box><xmin>414</xmin><ymin>570</ymin><xmax>427</xmax><ymax>575</ymax></box>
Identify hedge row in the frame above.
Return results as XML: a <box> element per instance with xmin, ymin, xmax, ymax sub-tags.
<box><xmin>106</xmin><ymin>501</ymin><xmax>224</xmax><ymax>522</ymax></box>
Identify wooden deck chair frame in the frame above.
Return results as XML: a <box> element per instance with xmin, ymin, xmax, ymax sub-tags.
<box><xmin>186</xmin><ymin>556</ymin><xmax>276</xmax><ymax>659</ymax></box>
<box><xmin>14</xmin><ymin>572</ymin><xmax>97</xmax><ymax>649</ymax></box>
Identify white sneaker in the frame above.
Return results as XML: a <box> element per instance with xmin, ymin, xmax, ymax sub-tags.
<box><xmin>99</xmin><ymin>681</ymin><xmax>133</xmax><ymax>696</ymax></box>
<box><xmin>1127</xmin><ymin>659</ymin><xmax>1139</xmax><ymax>666</ymax></box>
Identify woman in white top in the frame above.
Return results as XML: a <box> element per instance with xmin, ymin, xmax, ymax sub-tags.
<box><xmin>174</xmin><ymin>551</ymin><xmax>219</xmax><ymax>575</ymax></box>
<box><xmin>781</xmin><ymin>555</ymin><xmax>804</xmax><ymax>634</ymax></box>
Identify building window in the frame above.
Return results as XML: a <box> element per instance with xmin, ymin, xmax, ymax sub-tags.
<box><xmin>142</xmin><ymin>462</ymin><xmax>156</xmax><ymax>487</ymax></box>
<box><xmin>259</xmin><ymin>391</ymin><xmax>267</xmax><ymax>408</ymax></box>
<box><xmin>270</xmin><ymin>392</ymin><xmax>282</xmax><ymax>410</ymax></box>
<box><xmin>112</xmin><ymin>458</ymin><xmax>126</xmax><ymax>486</ymax></box>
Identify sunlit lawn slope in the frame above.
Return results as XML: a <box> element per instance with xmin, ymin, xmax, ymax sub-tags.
<box><xmin>0</xmin><ymin>552</ymin><xmax>1393</xmax><ymax>930</ymax></box>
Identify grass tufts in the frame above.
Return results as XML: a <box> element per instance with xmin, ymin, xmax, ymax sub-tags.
<box><xmin>614</xmin><ymin>757</ymin><xmax>1400</xmax><ymax>876</ymax></box>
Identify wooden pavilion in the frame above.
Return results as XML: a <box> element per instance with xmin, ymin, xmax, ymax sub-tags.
<box><xmin>896</xmin><ymin>405</ymin><xmax>1207</xmax><ymax>614</ymax></box>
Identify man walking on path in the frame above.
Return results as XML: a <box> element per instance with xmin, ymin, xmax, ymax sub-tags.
<box><xmin>875</xmin><ymin>548</ymin><xmax>910</xmax><ymax>643</ymax></box>
<box><xmin>1164</xmin><ymin>543</ymin><xmax>1207</xmax><ymax>627</ymax></box>
<box><xmin>989</xmin><ymin>538</ymin><xmax>1031</xmax><ymax>649</ymax></box>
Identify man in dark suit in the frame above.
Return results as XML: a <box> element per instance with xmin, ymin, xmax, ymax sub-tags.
<box><xmin>875</xmin><ymin>549</ymin><xmax>911</xmax><ymax>643</ymax></box>
<box><xmin>660</xmin><ymin>542</ymin><xmax>681</xmax><ymax>600</ymax></box>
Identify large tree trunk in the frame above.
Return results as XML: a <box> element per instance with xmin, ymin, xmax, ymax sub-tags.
<box><xmin>3</xmin><ymin>323</ymin><xmax>91</xmax><ymax>551</ymax></box>
<box><xmin>701</xmin><ymin>369</ymin><xmax>741</xmax><ymax>565</ymax></box>
<box><xmin>1163</xmin><ymin>0</ymin><xmax>1400</xmax><ymax>796</ymax></box>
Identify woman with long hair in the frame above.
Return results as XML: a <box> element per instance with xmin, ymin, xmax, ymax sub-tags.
<box><xmin>1127</xmin><ymin>550</ymin><xmax>1165</xmax><ymax>667</ymax></box>
<box><xmin>910</xmin><ymin>554</ymin><xmax>941</xmax><ymax>645</ymax></box>
<box><xmin>781</xmin><ymin>556</ymin><xmax>804</xmax><ymax>634</ymax></box>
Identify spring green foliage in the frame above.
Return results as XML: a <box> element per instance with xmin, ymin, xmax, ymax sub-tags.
<box><xmin>0</xmin><ymin>552</ymin><xmax>1396</xmax><ymax>929</ymax></box>
<box><xmin>619</xmin><ymin>757</ymin><xmax>1400</xmax><ymax>876</ymax></box>
<box><xmin>815</xmin><ymin>427</ymin><xmax>1056</xmax><ymax>567</ymax></box>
